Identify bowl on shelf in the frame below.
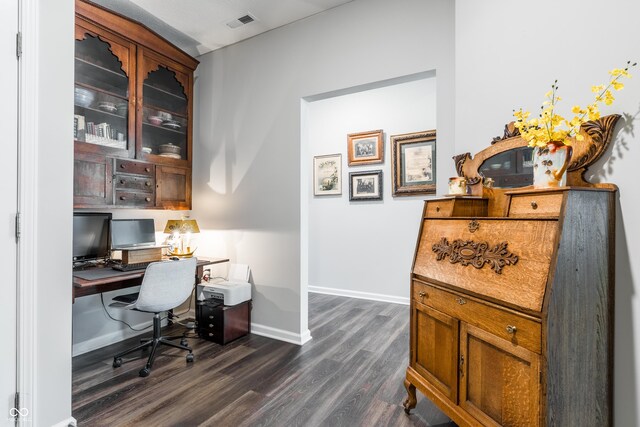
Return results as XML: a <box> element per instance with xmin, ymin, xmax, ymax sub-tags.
<box><xmin>97</xmin><ymin>101</ymin><xmax>117</xmax><ymax>113</ymax></box>
<box><xmin>74</xmin><ymin>87</ymin><xmax>94</xmax><ymax>108</ymax></box>
<box><xmin>142</xmin><ymin>146</ymin><xmax>152</xmax><ymax>154</ymax></box>
<box><xmin>116</xmin><ymin>103</ymin><xmax>128</xmax><ymax>116</ymax></box>
<box><xmin>161</xmin><ymin>120</ymin><xmax>181</xmax><ymax>130</ymax></box>
<box><xmin>157</xmin><ymin>111</ymin><xmax>172</xmax><ymax>121</ymax></box>
<box><xmin>158</xmin><ymin>143</ymin><xmax>181</xmax><ymax>156</ymax></box>
<box><xmin>148</xmin><ymin>116</ymin><xmax>163</xmax><ymax>125</ymax></box>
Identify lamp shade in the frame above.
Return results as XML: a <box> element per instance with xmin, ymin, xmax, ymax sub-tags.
<box><xmin>164</xmin><ymin>219</ymin><xmax>200</xmax><ymax>234</ymax></box>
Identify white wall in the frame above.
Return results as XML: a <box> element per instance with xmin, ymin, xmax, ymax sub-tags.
<box><xmin>306</xmin><ymin>74</ymin><xmax>437</xmax><ymax>303</ymax></box>
<box><xmin>194</xmin><ymin>0</ymin><xmax>455</xmax><ymax>342</ymax></box>
<box><xmin>455</xmin><ymin>0</ymin><xmax>640</xmax><ymax>424</ymax></box>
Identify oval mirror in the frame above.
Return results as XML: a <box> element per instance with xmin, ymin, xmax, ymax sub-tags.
<box><xmin>479</xmin><ymin>146</ymin><xmax>534</xmax><ymax>188</ymax></box>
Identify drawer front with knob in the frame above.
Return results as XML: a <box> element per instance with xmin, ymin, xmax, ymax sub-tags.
<box><xmin>508</xmin><ymin>192</ymin><xmax>564</xmax><ymax>218</ymax></box>
<box><xmin>426</xmin><ymin>199</ymin><xmax>454</xmax><ymax>218</ymax></box>
<box><xmin>114</xmin><ymin>191</ymin><xmax>155</xmax><ymax>207</ymax></box>
<box><xmin>115</xmin><ymin>159</ymin><xmax>154</xmax><ymax>176</ymax></box>
<box><xmin>114</xmin><ymin>174</ymin><xmax>155</xmax><ymax>193</ymax></box>
<box><xmin>413</xmin><ymin>280</ymin><xmax>541</xmax><ymax>353</ymax></box>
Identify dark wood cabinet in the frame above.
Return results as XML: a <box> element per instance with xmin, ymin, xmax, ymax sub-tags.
<box><xmin>196</xmin><ymin>300</ymin><xmax>251</xmax><ymax>345</ymax></box>
<box><xmin>73</xmin><ymin>152</ymin><xmax>113</xmax><ymax>207</ymax></box>
<box><xmin>73</xmin><ymin>0</ymin><xmax>198</xmax><ymax>209</ymax></box>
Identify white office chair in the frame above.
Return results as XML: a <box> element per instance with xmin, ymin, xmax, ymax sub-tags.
<box><xmin>111</xmin><ymin>257</ymin><xmax>197</xmax><ymax>377</ymax></box>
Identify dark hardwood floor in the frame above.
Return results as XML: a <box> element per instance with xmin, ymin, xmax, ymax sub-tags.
<box><xmin>73</xmin><ymin>293</ymin><xmax>456</xmax><ymax>426</ymax></box>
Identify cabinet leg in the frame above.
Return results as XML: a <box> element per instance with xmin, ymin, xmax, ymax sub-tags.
<box><xmin>403</xmin><ymin>379</ymin><xmax>417</xmax><ymax>414</ymax></box>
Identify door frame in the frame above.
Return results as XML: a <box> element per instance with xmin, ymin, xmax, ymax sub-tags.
<box><xmin>16</xmin><ymin>0</ymin><xmax>40</xmax><ymax>422</ymax></box>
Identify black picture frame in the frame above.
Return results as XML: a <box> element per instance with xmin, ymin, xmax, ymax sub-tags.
<box><xmin>349</xmin><ymin>170</ymin><xmax>383</xmax><ymax>201</ymax></box>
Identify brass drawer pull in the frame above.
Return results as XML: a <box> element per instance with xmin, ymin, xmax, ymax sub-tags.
<box><xmin>145</xmin><ymin>181</ymin><xmax>151</xmax><ymax>186</ymax></box>
<box><xmin>418</xmin><ymin>291</ymin><xmax>426</xmax><ymax>302</ymax></box>
<box><xmin>456</xmin><ymin>297</ymin><xmax>466</xmax><ymax>305</ymax></box>
<box><xmin>435</xmin><ymin>206</ymin><xmax>440</xmax><ymax>212</ymax></box>
<box><xmin>530</xmin><ymin>201</ymin><xmax>538</xmax><ymax>209</ymax></box>
<box><xmin>120</xmin><ymin>196</ymin><xmax>126</xmax><ymax>201</ymax></box>
<box><xmin>506</xmin><ymin>325</ymin><xmax>517</xmax><ymax>334</ymax></box>
<box><xmin>145</xmin><ymin>197</ymin><xmax>151</xmax><ymax>202</ymax></box>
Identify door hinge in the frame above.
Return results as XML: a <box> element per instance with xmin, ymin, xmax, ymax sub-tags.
<box><xmin>12</xmin><ymin>392</ymin><xmax>19</xmax><ymax>420</ymax></box>
<box><xmin>16</xmin><ymin>32</ymin><xmax>22</xmax><ymax>59</ymax></box>
<box><xmin>15</xmin><ymin>212</ymin><xmax>21</xmax><ymax>241</ymax></box>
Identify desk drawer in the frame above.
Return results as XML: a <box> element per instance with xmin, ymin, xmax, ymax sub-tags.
<box><xmin>508</xmin><ymin>192</ymin><xmax>564</xmax><ymax>217</ymax></box>
<box><xmin>425</xmin><ymin>198</ymin><xmax>488</xmax><ymax>218</ymax></box>
<box><xmin>114</xmin><ymin>174</ymin><xmax>155</xmax><ymax>193</ymax></box>
<box><xmin>115</xmin><ymin>191</ymin><xmax>154</xmax><ymax>207</ymax></box>
<box><xmin>115</xmin><ymin>159</ymin><xmax>154</xmax><ymax>176</ymax></box>
<box><xmin>413</xmin><ymin>280</ymin><xmax>541</xmax><ymax>354</ymax></box>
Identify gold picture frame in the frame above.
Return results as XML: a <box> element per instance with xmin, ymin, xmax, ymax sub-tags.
<box><xmin>347</xmin><ymin>129</ymin><xmax>384</xmax><ymax>165</ymax></box>
<box><xmin>390</xmin><ymin>130</ymin><xmax>436</xmax><ymax>196</ymax></box>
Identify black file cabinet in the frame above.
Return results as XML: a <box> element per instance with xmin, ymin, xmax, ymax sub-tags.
<box><xmin>196</xmin><ymin>299</ymin><xmax>251</xmax><ymax>345</ymax></box>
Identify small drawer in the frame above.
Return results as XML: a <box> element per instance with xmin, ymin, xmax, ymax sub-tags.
<box><xmin>114</xmin><ymin>174</ymin><xmax>155</xmax><ymax>193</ymax></box>
<box><xmin>508</xmin><ymin>192</ymin><xmax>564</xmax><ymax>218</ymax></box>
<box><xmin>115</xmin><ymin>191</ymin><xmax>154</xmax><ymax>207</ymax></box>
<box><xmin>413</xmin><ymin>280</ymin><xmax>542</xmax><ymax>354</ymax></box>
<box><xmin>425</xmin><ymin>200</ymin><xmax>454</xmax><ymax>217</ymax></box>
<box><xmin>115</xmin><ymin>159</ymin><xmax>154</xmax><ymax>176</ymax></box>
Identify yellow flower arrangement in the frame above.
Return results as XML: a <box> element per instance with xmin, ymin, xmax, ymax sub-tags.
<box><xmin>513</xmin><ymin>61</ymin><xmax>636</xmax><ymax>150</ymax></box>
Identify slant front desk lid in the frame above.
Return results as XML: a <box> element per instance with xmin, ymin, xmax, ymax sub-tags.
<box><xmin>412</xmin><ymin>218</ymin><xmax>558</xmax><ymax>313</ymax></box>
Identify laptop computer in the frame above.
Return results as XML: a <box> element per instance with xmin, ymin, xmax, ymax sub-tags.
<box><xmin>110</xmin><ymin>218</ymin><xmax>167</xmax><ymax>251</ymax></box>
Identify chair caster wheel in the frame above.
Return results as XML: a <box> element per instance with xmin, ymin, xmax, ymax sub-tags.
<box><xmin>139</xmin><ymin>367</ymin><xmax>150</xmax><ymax>377</ymax></box>
<box><xmin>113</xmin><ymin>358</ymin><xmax>122</xmax><ymax>368</ymax></box>
<box><xmin>180</xmin><ymin>339</ymin><xmax>188</xmax><ymax>347</ymax></box>
<box><xmin>186</xmin><ymin>353</ymin><xmax>194</xmax><ymax>363</ymax></box>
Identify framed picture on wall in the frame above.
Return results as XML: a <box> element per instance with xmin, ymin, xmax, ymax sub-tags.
<box><xmin>390</xmin><ymin>130</ymin><xmax>437</xmax><ymax>196</ymax></box>
<box><xmin>313</xmin><ymin>153</ymin><xmax>342</xmax><ymax>196</ymax></box>
<box><xmin>347</xmin><ymin>129</ymin><xmax>384</xmax><ymax>165</ymax></box>
<box><xmin>349</xmin><ymin>170</ymin><xmax>383</xmax><ymax>201</ymax></box>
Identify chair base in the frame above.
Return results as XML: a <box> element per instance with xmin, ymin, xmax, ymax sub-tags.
<box><xmin>113</xmin><ymin>313</ymin><xmax>194</xmax><ymax>377</ymax></box>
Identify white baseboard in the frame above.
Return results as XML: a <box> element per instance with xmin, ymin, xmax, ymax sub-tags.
<box><xmin>251</xmin><ymin>323</ymin><xmax>312</xmax><ymax>346</ymax></box>
<box><xmin>51</xmin><ymin>417</ymin><xmax>77</xmax><ymax>427</ymax></box>
<box><xmin>72</xmin><ymin>320</ymin><xmax>153</xmax><ymax>356</ymax></box>
<box><xmin>309</xmin><ymin>285</ymin><xmax>410</xmax><ymax>305</ymax></box>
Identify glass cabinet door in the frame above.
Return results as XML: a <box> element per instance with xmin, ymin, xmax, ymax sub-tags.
<box><xmin>139</xmin><ymin>53</ymin><xmax>191</xmax><ymax>163</ymax></box>
<box><xmin>74</xmin><ymin>25</ymin><xmax>135</xmax><ymax>155</ymax></box>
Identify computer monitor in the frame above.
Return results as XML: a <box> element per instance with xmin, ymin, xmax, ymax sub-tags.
<box><xmin>73</xmin><ymin>212</ymin><xmax>112</xmax><ymax>262</ymax></box>
<box><xmin>110</xmin><ymin>218</ymin><xmax>157</xmax><ymax>249</ymax></box>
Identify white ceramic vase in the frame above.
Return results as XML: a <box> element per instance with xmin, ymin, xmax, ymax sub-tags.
<box><xmin>532</xmin><ymin>143</ymin><xmax>573</xmax><ymax>188</ymax></box>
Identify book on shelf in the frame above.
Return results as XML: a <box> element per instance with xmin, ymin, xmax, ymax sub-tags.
<box><xmin>74</xmin><ymin>114</ymin><xmax>86</xmax><ymax>141</ymax></box>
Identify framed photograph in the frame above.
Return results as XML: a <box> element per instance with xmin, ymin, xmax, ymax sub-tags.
<box><xmin>391</xmin><ymin>130</ymin><xmax>436</xmax><ymax>196</ymax></box>
<box><xmin>349</xmin><ymin>170</ymin><xmax>383</xmax><ymax>201</ymax></box>
<box><xmin>313</xmin><ymin>154</ymin><xmax>342</xmax><ymax>196</ymax></box>
<box><xmin>347</xmin><ymin>129</ymin><xmax>384</xmax><ymax>165</ymax></box>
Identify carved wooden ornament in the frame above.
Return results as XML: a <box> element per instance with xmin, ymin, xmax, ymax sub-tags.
<box><xmin>432</xmin><ymin>237</ymin><xmax>519</xmax><ymax>274</ymax></box>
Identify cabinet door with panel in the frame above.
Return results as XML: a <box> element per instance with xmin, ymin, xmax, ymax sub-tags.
<box><xmin>137</xmin><ymin>48</ymin><xmax>192</xmax><ymax>165</ymax></box>
<box><xmin>460</xmin><ymin>323</ymin><xmax>540</xmax><ymax>427</ymax></box>
<box><xmin>73</xmin><ymin>152</ymin><xmax>113</xmax><ymax>207</ymax></box>
<box><xmin>412</xmin><ymin>303</ymin><xmax>459</xmax><ymax>402</ymax></box>
<box><xmin>74</xmin><ymin>20</ymin><xmax>135</xmax><ymax>158</ymax></box>
<box><xmin>156</xmin><ymin>166</ymin><xmax>191</xmax><ymax>209</ymax></box>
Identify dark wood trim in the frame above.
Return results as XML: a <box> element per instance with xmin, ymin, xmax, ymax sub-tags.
<box><xmin>76</xmin><ymin>0</ymin><xmax>199</xmax><ymax>70</ymax></box>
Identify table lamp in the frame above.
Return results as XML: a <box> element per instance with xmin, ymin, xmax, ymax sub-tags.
<box><xmin>164</xmin><ymin>218</ymin><xmax>200</xmax><ymax>257</ymax></box>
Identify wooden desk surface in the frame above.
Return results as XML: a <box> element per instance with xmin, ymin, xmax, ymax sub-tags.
<box><xmin>73</xmin><ymin>257</ymin><xmax>230</xmax><ymax>300</ymax></box>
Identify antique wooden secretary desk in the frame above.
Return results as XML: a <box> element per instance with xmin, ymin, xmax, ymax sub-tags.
<box><xmin>403</xmin><ymin>115</ymin><xmax>620</xmax><ymax>426</ymax></box>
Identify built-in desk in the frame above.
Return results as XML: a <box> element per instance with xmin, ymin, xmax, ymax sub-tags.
<box><xmin>72</xmin><ymin>257</ymin><xmax>229</xmax><ymax>301</ymax></box>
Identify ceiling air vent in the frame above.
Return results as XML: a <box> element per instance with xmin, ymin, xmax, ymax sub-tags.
<box><xmin>226</xmin><ymin>14</ymin><xmax>256</xmax><ymax>29</ymax></box>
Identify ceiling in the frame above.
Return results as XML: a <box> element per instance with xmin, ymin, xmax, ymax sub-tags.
<box><xmin>92</xmin><ymin>0</ymin><xmax>354</xmax><ymax>57</ymax></box>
